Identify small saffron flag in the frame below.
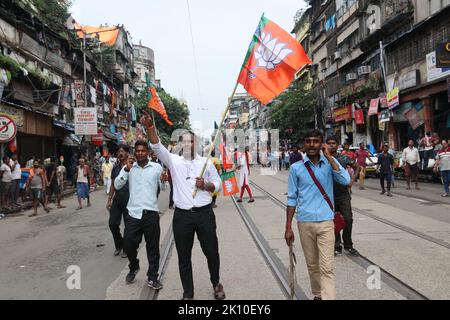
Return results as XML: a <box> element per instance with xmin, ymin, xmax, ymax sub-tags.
<box><xmin>238</xmin><ymin>15</ymin><xmax>312</xmax><ymax>104</ymax></box>
<box><xmin>148</xmin><ymin>87</ymin><xmax>173</xmax><ymax>126</ymax></box>
<box><xmin>220</xmin><ymin>171</ymin><xmax>239</xmax><ymax>196</ymax></box>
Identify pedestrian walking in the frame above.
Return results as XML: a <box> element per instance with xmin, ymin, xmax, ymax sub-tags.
<box><xmin>402</xmin><ymin>140</ymin><xmax>421</xmax><ymax>190</ymax></box>
<box><xmin>377</xmin><ymin>144</ymin><xmax>394</xmax><ymax>197</ymax></box>
<box><xmin>420</xmin><ymin>132</ymin><xmax>434</xmax><ymax>170</ymax></box>
<box><xmin>326</xmin><ymin>136</ymin><xmax>360</xmax><ymax>257</ymax></box>
<box><xmin>144</xmin><ymin>113</ymin><xmax>225</xmax><ymax>301</ymax></box>
<box><xmin>55</xmin><ymin>159</ymin><xmax>66</xmax><ymax>209</ymax></box>
<box><xmin>107</xmin><ymin>145</ymin><xmax>130</xmax><ymax>258</ymax></box>
<box><xmin>75</xmin><ymin>158</ymin><xmax>90</xmax><ymax>210</ymax></box>
<box><xmin>45</xmin><ymin>156</ymin><xmax>59</xmax><ymax>208</ymax></box>
<box><xmin>26</xmin><ymin>160</ymin><xmax>50</xmax><ymax>217</ymax></box>
<box><xmin>355</xmin><ymin>143</ymin><xmax>374</xmax><ymax>190</ymax></box>
<box><xmin>0</xmin><ymin>156</ymin><xmax>12</xmax><ymax>210</ymax></box>
<box><xmin>102</xmin><ymin>155</ymin><xmax>113</xmax><ymax>195</ymax></box>
<box><xmin>434</xmin><ymin>139</ymin><xmax>450</xmax><ymax>197</ymax></box>
<box><xmin>114</xmin><ymin>140</ymin><xmax>163</xmax><ymax>290</ymax></box>
<box><xmin>289</xmin><ymin>146</ymin><xmax>303</xmax><ymax>166</ymax></box>
<box><xmin>9</xmin><ymin>154</ymin><xmax>21</xmax><ymax>207</ymax></box>
<box><xmin>237</xmin><ymin>146</ymin><xmax>255</xmax><ymax>203</ymax></box>
<box><xmin>285</xmin><ymin>130</ymin><xmax>350</xmax><ymax>300</ymax></box>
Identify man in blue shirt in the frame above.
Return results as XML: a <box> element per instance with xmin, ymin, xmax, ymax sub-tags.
<box><xmin>115</xmin><ymin>140</ymin><xmax>164</xmax><ymax>290</ymax></box>
<box><xmin>285</xmin><ymin>130</ymin><xmax>350</xmax><ymax>300</ymax></box>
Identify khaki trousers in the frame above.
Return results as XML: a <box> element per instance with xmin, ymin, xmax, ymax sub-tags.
<box><xmin>359</xmin><ymin>167</ymin><xmax>366</xmax><ymax>188</ymax></box>
<box><xmin>298</xmin><ymin>220</ymin><xmax>336</xmax><ymax>300</ymax></box>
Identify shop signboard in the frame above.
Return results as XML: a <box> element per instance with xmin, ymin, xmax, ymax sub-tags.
<box><xmin>379</xmin><ymin>110</ymin><xmax>391</xmax><ymax>123</ymax></box>
<box><xmin>436</xmin><ymin>42</ymin><xmax>450</xmax><ymax>68</ymax></box>
<box><xmin>0</xmin><ymin>105</ymin><xmax>23</xmax><ymax>129</ymax></box>
<box><xmin>387</xmin><ymin>87</ymin><xmax>399</xmax><ymax>110</ymax></box>
<box><xmin>333</xmin><ymin>105</ymin><xmax>352</xmax><ymax>122</ymax></box>
<box><xmin>426</xmin><ymin>51</ymin><xmax>450</xmax><ymax>82</ymax></box>
<box><xmin>355</xmin><ymin>109</ymin><xmax>365</xmax><ymax>125</ymax></box>
<box><xmin>74</xmin><ymin>108</ymin><xmax>97</xmax><ymax>135</ymax></box>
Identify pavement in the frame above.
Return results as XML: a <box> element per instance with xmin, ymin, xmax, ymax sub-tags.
<box><xmin>1</xmin><ymin>168</ymin><xmax>449</xmax><ymax>300</ymax></box>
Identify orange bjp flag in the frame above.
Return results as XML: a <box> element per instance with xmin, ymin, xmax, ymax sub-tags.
<box><xmin>148</xmin><ymin>87</ymin><xmax>173</xmax><ymax>126</ymax></box>
<box><xmin>238</xmin><ymin>15</ymin><xmax>312</xmax><ymax>105</ymax></box>
<box><xmin>220</xmin><ymin>171</ymin><xmax>239</xmax><ymax>196</ymax></box>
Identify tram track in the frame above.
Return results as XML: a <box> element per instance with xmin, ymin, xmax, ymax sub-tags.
<box><xmin>250</xmin><ymin>180</ymin><xmax>430</xmax><ymax>300</ymax></box>
<box><xmin>141</xmin><ymin>222</ymin><xmax>175</xmax><ymax>300</ymax></box>
<box><xmin>264</xmin><ymin>174</ymin><xmax>450</xmax><ymax>250</ymax></box>
<box><xmin>230</xmin><ymin>195</ymin><xmax>309</xmax><ymax>300</ymax></box>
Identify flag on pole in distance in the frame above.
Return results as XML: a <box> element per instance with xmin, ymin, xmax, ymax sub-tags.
<box><xmin>220</xmin><ymin>171</ymin><xmax>239</xmax><ymax>196</ymax></box>
<box><xmin>238</xmin><ymin>15</ymin><xmax>312</xmax><ymax>105</ymax></box>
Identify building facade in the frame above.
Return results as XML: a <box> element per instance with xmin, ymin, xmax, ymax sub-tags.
<box><xmin>308</xmin><ymin>0</ymin><xmax>450</xmax><ymax>151</ymax></box>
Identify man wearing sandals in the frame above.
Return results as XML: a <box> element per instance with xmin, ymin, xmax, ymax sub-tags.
<box><xmin>75</xmin><ymin>158</ymin><xmax>90</xmax><ymax>210</ymax></box>
<box><xmin>26</xmin><ymin>160</ymin><xmax>50</xmax><ymax>217</ymax></box>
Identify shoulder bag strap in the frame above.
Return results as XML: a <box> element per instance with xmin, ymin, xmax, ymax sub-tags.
<box><xmin>304</xmin><ymin>162</ymin><xmax>334</xmax><ymax>211</ymax></box>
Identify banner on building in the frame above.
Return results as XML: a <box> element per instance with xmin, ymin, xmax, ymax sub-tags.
<box><xmin>74</xmin><ymin>108</ymin><xmax>98</xmax><ymax>135</ymax></box>
<box><xmin>355</xmin><ymin>109</ymin><xmax>365</xmax><ymax>125</ymax></box>
<box><xmin>333</xmin><ymin>105</ymin><xmax>352</xmax><ymax>122</ymax></box>
<box><xmin>74</xmin><ymin>80</ymin><xmax>85</xmax><ymax>107</ymax></box>
<box><xmin>379</xmin><ymin>110</ymin><xmax>391</xmax><ymax>123</ymax></box>
<box><xmin>387</xmin><ymin>87</ymin><xmax>399</xmax><ymax>109</ymax></box>
<box><xmin>404</xmin><ymin>107</ymin><xmax>424</xmax><ymax>130</ymax></box>
<box><xmin>368</xmin><ymin>98</ymin><xmax>379</xmax><ymax>115</ymax></box>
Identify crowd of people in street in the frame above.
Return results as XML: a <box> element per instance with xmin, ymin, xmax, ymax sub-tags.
<box><xmin>1</xmin><ymin>120</ymin><xmax>448</xmax><ymax>301</ymax></box>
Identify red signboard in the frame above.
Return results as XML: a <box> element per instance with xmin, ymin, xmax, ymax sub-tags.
<box><xmin>334</xmin><ymin>105</ymin><xmax>352</xmax><ymax>122</ymax></box>
<box><xmin>355</xmin><ymin>109</ymin><xmax>365</xmax><ymax>125</ymax></box>
<box><xmin>92</xmin><ymin>129</ymin><xmax>104</xmax><ymax>146</ymax></box>
<box><xmin>368</xmin><ymin>98</ymin><xmax>380</xmax><ymax>116</ymax></box>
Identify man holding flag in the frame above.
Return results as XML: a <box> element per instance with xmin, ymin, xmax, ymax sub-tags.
<box><xmin>142</xmin><ymin>113</ymin><xmax>225</xmax><ymax>301</ymax></box>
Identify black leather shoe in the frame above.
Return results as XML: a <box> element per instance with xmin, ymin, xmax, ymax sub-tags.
<box><xmin>213</xmin><ymin>283</ymin><xmax>226</xmax><ymax>300</ymax></box>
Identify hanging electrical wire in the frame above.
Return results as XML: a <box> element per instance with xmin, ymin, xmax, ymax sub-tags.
<box><xmin>186</xmin><ymin>0</ymin><xmax>204</xmax><ymax>109</ymax></box>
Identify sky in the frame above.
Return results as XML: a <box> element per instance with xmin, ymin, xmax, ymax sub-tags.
<box><xmin>72</xmin><ymin>0</ymin><xmax>307</xmax><ymax>137</ymax></box>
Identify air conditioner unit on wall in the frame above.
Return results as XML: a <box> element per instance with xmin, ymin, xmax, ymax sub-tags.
<box><xmin>346</xmin><ymin>73</ymin><xmax>357</xmax><ymax>81</ymax></box>
<box><xmin>334</xmin><ymin>51</ymin><xmax>341</xmax><ymax>60</ymax></box>
<box><xmin>357</xmin><ymin>66</ymin><xmax>371</xmax><ymax>75</ymax></box>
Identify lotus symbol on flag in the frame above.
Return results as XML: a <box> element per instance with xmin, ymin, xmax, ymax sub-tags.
<box><xmin>254</xmin><ymin>32</ymin><xmax>292</xmax><ymax>70</ymax></box>
<box><xmin>224</xmin><ymin>180</ymin><xmax>234</xmax><ymax>193</ymax></box>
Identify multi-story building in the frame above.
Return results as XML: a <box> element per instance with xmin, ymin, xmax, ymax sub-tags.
<box><xmin>308</xmin><ymin>0</ymin><xmax>449</xmax><ymax>150</ymax></box>
<box><xmin>0</xmin><ymin>0</ymin><xmax>138</xmax><ymax>165</ymax></box>
<box><xmin>133</xmin><ymin>43</ymin><xmax>156</xmax><ymax>89</ymax></box>
<box><xmin>224</xmin><ymin>93</ymin><xmax>252</xmax><ymax>129</ymax></box>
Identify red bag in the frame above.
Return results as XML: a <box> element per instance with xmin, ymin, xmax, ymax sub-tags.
<box><xmin>304</xmin><ymin>162</ymin><xmax>347</xmax><ymax>234</ymax></box>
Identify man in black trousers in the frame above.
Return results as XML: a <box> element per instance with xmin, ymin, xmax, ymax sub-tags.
<box><xmin>107</xmin><ymin>145</ymin><xmax>130</xmax><ymax>258</ymax></box>
<box><xmin>115</xmin><ymin>140</ymin><xmax>164</xmax><ymax>290</ymax></box>
<box><xmin>142</xmin><ymin>113</ymin><xmax>225</xmax><ymax>301</ymax></box>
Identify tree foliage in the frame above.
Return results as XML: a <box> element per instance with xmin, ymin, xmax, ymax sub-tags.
<box><xmin>268</xmin><ymin>80</ymin><xmax>316</xmax><ymax>145</ymax></box>
<box><xmin>33</xmin><ymin>0</ymin><xmax>72</xmax><ymax>29</ymax></box>
<box><xmin>135</xmin><ymin>88</ymin><xmax>191</xmax><ymax>145</ymax></box>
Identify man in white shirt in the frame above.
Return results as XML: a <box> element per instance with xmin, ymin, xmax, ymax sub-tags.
<box><xmin>114</xmin><ymin>140</ymin><xmax>163</xmax><ymax>290</ymax></box>
<box><xmin>1</xmin><ymin>156</ymin><xmax>13</xmax><ymax>209</ymax></box>
<box><xmin>402</xmin><ymin>139</ymin><xmax>421</xmax><ymax>190</ymax></box>
<box><xmin>9</xmin><ymin>154</ymin><xmax>21</xmax><ymax>206</ymax></box>
<box><xmin>142</xmin><ymin>113</ymin><xmax>225</xmax><ymax>300</ymax></box>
